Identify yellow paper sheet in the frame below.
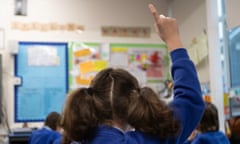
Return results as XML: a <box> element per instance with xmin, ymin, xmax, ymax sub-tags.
<box><xmin>74</xmin><ymin>48</ymin><xmax>91</xmax><ymax>57</ymax></box>
<box><xmin>111</xmin><ymin>47</ymin><xmax>128</xmax><ymax>53</ymax></box>
<box><xmin>94</xmin><ymin>60</ymin><xmax>108</xmax><ymax>71</ymax></box>
<box><xmin>76</xmin><ymin>76</ymin><xmax>93</xmax><ymax>85</ymax></box>
<box><xmin>79</xmin><ymin>61</ymin><xmax>94</xmax><ymax>74</ymax></box>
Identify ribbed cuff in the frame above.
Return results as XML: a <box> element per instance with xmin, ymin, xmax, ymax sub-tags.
<box><xmin>170</xmin><ymin>48</ymin><xmax>189</xmax><ymax>63</ymax></box>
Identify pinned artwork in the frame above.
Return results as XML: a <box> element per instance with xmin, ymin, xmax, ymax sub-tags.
<box><xmin>187</xmin><ymin>30</ymin><xmax>209</xmax><ymax>65</ymax></box>
<box><xmin>68</xmin><ymin>42</ymin><xmax>109</xmax><ymax>90</ymax></box>
<box><xmin>109</xmin><ymin>43</ymin><xmax>168</xmax><ymax>93</ymax></box>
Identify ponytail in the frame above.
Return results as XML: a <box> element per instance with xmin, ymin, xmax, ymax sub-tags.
<box><xmin>127</xmin><ymin>87</ymin><xmax>180</xmax><ymax>138</ymax></box>
<box><xmin>62</xmin><ymin>88</ymin><xmax>103</xmax><ymax>141</ymax></box>
<box><xmin>61</xmin><ymin>132</ymin><xmax>73</xmax><ymax>144</ymax></box>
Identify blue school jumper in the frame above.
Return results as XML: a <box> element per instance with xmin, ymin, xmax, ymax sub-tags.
<box><xmin>53</xmin><ymin>137</ymin><xmax>61</xmax><ymax>144</ymax></box>
<box><xmin>29</xmin><ymin>127</ymin><xmax>61</xmax><ymax>144</ymax></box>
<box><xmin>53</xmin><ymin>136</ymin><xmax>82</xmax><ymax>144</ymax></box>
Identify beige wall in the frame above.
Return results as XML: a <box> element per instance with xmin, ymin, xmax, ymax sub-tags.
<box><xmin>226</xmin><ymin>0</ymin><xmax>240</xmax><ymax>29</ymax></box>
<box><xmin>1</xmin><ymin>0</ymin><xmax>168</xmax><ymax>42</ymax></box>
<box><xmin>171</xmin><ymin>0</ymin><xmax>209</xmax><ymax>83</ymax></box>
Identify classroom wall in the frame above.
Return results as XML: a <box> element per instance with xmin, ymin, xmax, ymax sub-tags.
<box><xmin>226</xmin><ymin>0</ymin><xmax>240</xmax><ymax>29</ymax></box>
<box><xmin>0</xmin><ymin>0</ymin><xmax>168</xmax><ymax>129</ymax></box>
<box><xmin>171</xmin><ymin>0</ymin><xmax>209</xmax><ymax>83</ymax></box>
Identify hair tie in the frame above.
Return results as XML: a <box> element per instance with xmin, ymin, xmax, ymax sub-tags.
<box><xmin>87</xmin><ymin>87</ymin><xmax>94</xmax><ymax>96</ymax></box>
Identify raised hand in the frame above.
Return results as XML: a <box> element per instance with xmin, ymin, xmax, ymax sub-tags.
<box><xmin>148</xmin><ymin>4</ymin><xmax>183</xmax><ymax>52</ymax></box>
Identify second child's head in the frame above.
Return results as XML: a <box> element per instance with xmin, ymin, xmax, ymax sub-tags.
<box><xmin>197</xmin><ymin>102</ymin><xmax>219</xmax><ymax>132</ymax></box>
<box><xmin>62</xmin><ymin>68</ymin><xmax>180</xmax><ymax>142</ymax></box>
<box><xmin>44</xmin><ymin>111</ymin><xmax>62</xmax><ymax>131</ymax></box>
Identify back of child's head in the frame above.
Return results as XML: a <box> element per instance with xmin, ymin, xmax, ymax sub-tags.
<box><xmin>44</xmin><ymin>111</ymin><xmax>62</xmax><ymax>131</ymax></box>
<box><xmin>198</xmin><ymin>102</ymin><xmax>219</xmax><ymax>132</ymax></box>
<box><xmin>62</xmin><ymin>87</ymin><xmax>100</xmax><ymax>141</ymax></box>
<box><xmin>90</xmin><ymin>68</ymin><xmax>140</xmax><ymax>121</ymax></box>
<box><xmin>127</xmin><ymin>87</ymin><xmax>180</xmax><ymax>137</ymax></box>
<box><xmin>62</xmin><ymin>68</ymin><xmax>180</xmax><ymax>141</ymax></box>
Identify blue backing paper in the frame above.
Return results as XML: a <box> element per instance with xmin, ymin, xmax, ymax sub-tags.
<box><xmin>14</xmin><ymin>42</ymin><xmax>68</xmax><ymax>122</ymax></box>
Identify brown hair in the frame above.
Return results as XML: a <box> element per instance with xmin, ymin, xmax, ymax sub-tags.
<box><xmin>230</xmin><ymin>116</ymin><xmax>240</xmax><ymax>137</ymax></box>
<box><xmin>61</xmin><ymin>132</ymin><xmax>74</xmax><ymax>144</ymax></box>
<box><xmin>127</xmin><ymin>87</ymin><xmax>180</xmax><ymax>138</ymax></box>
<box><xmin>90</xmin><ymin>68</ymin><xmax>140</xmax><ymax>122</ymax></box>
<box><xmin>44</xmin><ymin>111</ymin><xmax>62</xmax><ymax>131</ymax></box>
<box><xmin>62</xmin><ymin>68</ymin><xmax>180</xmax><ymax>141</ymax></box>
<box><xmin>198</xmin><ymin>102</ymin><xmax>219</xmax><ymax>132</ymax></box>
<box><xmin>62</xmin><ymin>87</ymin><xmax>109</xmax><ymax>141</ymax></box>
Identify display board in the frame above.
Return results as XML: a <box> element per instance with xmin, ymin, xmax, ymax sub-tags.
<box><xmin>68</xmin><ymin>42</ymin><xmax>169</xmax><ymax>93</ymax></box>
<box><xmin>109</xmin><ymin>43</ymin><xmax>169</xmax><ymax>93</ymax></box>
<box><xmin>68</xmin><ymin>42</ymin><xmax>109</xmax><ymax>90</ymax></box>
<box><xmin>14</xmin><ymin>42</ymin><xmax>68</xmax><ymax>122</ymax></box>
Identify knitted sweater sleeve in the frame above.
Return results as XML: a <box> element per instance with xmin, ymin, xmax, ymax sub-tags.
<box><xmin>169</xmin><ymin>48</ymin><xmax>205</xmax><ymax>144</ymax></box>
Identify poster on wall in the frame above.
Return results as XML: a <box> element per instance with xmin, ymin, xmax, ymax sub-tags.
<box><xmin>15</xmin><ymin>42</ymin><xmax>68</xmax><ymax>122</ymax></box>
<box><xmin>109</xmin><ymin>43</ymin><xmax>169</xmax><ymax>93</ymax></box>
<box><xmin>187</xmin><ymin>30</ymin><xmax>208</xmax><ymax>65</ymax></box>
<box><xmin>68</xmin><ymin>42</ymin><xmax>109</xmax><ymax>90</ymax></box>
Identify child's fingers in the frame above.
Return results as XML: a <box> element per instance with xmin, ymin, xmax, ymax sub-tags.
<box><xmin>148</xmin><ymin>4</ymin><xmax>160</xmax><ymax>23</ymax></box>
